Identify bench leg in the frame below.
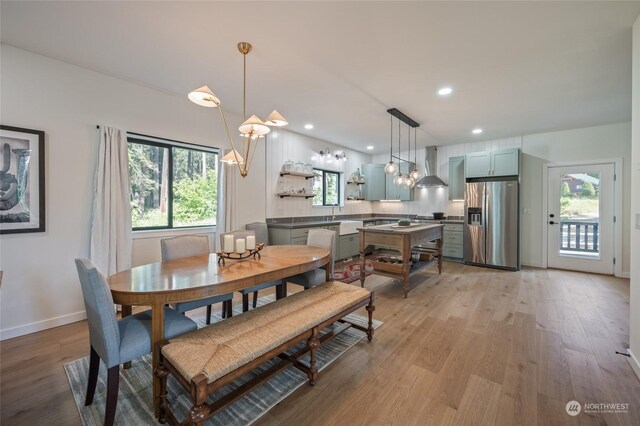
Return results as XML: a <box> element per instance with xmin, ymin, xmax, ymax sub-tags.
<box><xmin>366</xmin><ymin>297</ymin><xmax>376</xmax><ymax>342</ymax></box>
<box><xmin>306</xmin><ymin>330</ymin><xmax>320</xmax><ymax>386</ymax></box>
<box><xmin>187</xmin><ymin>374</ymin><xmax>211</xmax><ymax>426</ymax></box>
<box><xmin>226</xmin><ymin>300</ymin><xmax>233</xmax><ymax>318</ymax></box>
<box><xmin>155</xmin><ymin>365</ymin><xmax>170</xmax><ymax>424</ymax></box>
<box><xmin>252</xmin><ymin>291</ymin><xmax>258</xmax><ymax>308</ymax></box>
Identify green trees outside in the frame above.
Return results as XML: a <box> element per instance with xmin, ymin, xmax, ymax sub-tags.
<box><xmin>129</xmin><ymin>142</ymin><xmax>217</xmax><ymax>228</ymax></box>
<box><xmin>561</xmin><ymin>182</ymin><xmax>570</xmax><ymax>197</ymax></box>
<box><xmin>581</xmin><ymin>181</ymin><xmax>596</xmax><ymax>198</ymax></box>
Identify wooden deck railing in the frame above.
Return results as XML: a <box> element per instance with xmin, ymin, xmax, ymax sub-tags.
<box><xmin>559</xmin><ymin>221</ymin><xmax>599</xmax><ymax>253</ymax></box>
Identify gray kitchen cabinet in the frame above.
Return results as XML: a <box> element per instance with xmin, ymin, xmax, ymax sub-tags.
<box><xmin>268</xmin><ymin>226</ymin><xmax>311</xmax><ymax>246</ymax></box>
<box><xmin>338</xmin><ymin>233</ymin><xmax>359</xmax><ymax>260</ymax></box>
<box><xmin>362</xmin><ymin>163</ymin><xmax>386</xmax><ymax>201</ymax></box>
<box><xmin>448</xmin><ymin>156</ymin><xmax>465</xmax><ymax>200</ymax></box>
<box><xmin>442</xmin><ymin>223</ymin><xmax>463</xmax><ymax>261</ymax></box>
<box><xmin>384</xmin><ymin>161</ymin><xmax>414</xmax><ymax>201</ymax></box>
<box><xmin>465</xmin><ymin>148</ymin><xmax>519</xmax><ymax>178</ymax></box>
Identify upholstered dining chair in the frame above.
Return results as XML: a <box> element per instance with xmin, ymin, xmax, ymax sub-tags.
<box><xmin>161</xmin><ymin>235</ymin><xmax>234</xmax><ymax>323</ymax></box>
<box><xmin>220</xmin><ymin>227</ymin><xmax>284</xmax><ymax>312</ymax></box>
<box><xmin>74</xmin><ymin>258</ymin><xmax>197</xmax><ymax>426</ymax></box>
<box><xmin>284</xmin><ymin>228</ymin><xmax>336</xmax><ymax>289</ymax></box>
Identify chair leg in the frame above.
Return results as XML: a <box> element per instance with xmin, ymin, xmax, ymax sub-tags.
<box><xmin>242</xmin><ymin>294</ymin><xmax>249</xmax><ymax>312</ymax></box>
<box><xmin>226</xmin><ymin>300</ymin><xmax>233</xmax><ymax>318</ymax></box>
<box><xmin>252</xmin><ymin>291</ymin><xmax>258</xmax><ymax>309</ymax></box>
<box><xmin>105</xmin><ymin>365</ymin><xmax>120</xmax><ymax>426</ymax></box>
<box><xmin>85</xmin><ymin>346</ymin><xmax>100</xmax><ymax>406</ymax></box>
<box><xmin>206</xmin><ymin>305</ymin><xmax>212</xmax><ymax>325</ymax></box>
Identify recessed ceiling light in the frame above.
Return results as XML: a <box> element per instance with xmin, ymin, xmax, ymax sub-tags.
<box><xmin>304</xmin><ymin>124</ymin><xmax>314</xmax><ymax>130</ymax></box>
<box><xmin>366</xmin><ymin>146</ymin><xmax>374</xmax><ymax>150</ymax></box>
<box><xmin>438</xmin><ymin>87</ymin><xmax>453</xmax><ymax>96</ymax></box>
<box><xmin>472</xmin><ymin>128</ymin><xmax>483</xmax><ymax>134</ymax></box>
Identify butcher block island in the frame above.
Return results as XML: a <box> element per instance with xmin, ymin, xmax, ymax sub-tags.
<box><xmin>358</xmin><ymin>223</ymin><xmax>444</xmax><ymax>298</ymax></box>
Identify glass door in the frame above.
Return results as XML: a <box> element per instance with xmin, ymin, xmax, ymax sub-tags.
<box><xmin>547</xmin><ymin>163</ymin><xmax>615</xmax><ymax>274</ymax></box>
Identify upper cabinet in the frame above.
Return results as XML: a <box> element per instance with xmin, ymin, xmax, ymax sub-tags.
<box><xmin>465</xmin><ymin>148</ymin><xmax>519</xmax><ymax>178</ymax></box>
<box><xmin>448</xmin><ymin>156</ymin><xmax>465</xmax><ymax>200</ymax></box>
<box><xmin>362</xmin><ymin>163</ymin><xmax>386</xmax><ymax>201</ymax></box>
<box><xmin>361</xmin><ymin>162</ymin><xmax>414</xmax><ymax>201</ymax></box>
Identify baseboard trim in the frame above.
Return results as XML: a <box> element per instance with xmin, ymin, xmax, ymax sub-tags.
<box><xmin>0</xmin><ymin>310</ymin><xmax>87</xmax><ymax>341</ymax></box>
<box><xmin>629</xmin><ymin>349</ymin><xmax>640</xmax><ymax>380</ymax></box>
<box><xmin>619</xmin><ymin>271</ymin><xmax>630</xmax><ymax>279</ymax></box>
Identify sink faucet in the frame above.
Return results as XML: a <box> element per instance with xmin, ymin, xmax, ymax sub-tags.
<box><xmin>331</xmin><ymin>203</ymin><xmax>342</xmax><ymax>221</ymax></box>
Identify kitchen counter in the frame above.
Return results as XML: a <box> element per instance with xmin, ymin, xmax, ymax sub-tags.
<box><xmin>267</xmin><ymin>216</ymin><xmax>463</xmax><ymax>229</ymax></box>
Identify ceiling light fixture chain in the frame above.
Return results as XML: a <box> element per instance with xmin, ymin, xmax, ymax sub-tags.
<box><xmin>188</xmin><ymin>41</ymin><xmax>287</xmax><ymax>177</ymax></box>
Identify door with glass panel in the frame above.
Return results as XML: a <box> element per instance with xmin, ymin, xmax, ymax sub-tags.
<box><xmin>547</xmin><ymin>163</ymin><xmax>615</xmax><ymax>274</ymax></box>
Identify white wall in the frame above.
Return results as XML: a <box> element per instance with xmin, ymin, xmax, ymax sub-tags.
<box><xmin>0</xmin><ymin>45</ymin><xmax>261</xmax><ymax>339</ymax></box>
<box><xmin>629</xmin><ymin>14</ymin><xmax>640</xmax><ymax>378</ymax></box>
<box><xmin>372</xmin><ymin>124</ymin><xmax>632</xmax><ymax>273</ymax></box>
<box><xmin>265</xmin><ymin>127</ymin><xmax>373</xmax><ymax>218</ymax></box>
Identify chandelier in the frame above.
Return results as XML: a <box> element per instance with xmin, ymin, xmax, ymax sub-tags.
<box><xmin>188</xmin><ymin>42</ymin><xmax>287</xmax><ymax>177</ymax></box>
<box><xmin>385</xmin><ymin>108</ymin><xmax>420</xmax><ymax>188</ymax></box>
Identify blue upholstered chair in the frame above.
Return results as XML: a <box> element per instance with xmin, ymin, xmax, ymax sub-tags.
<box><xmin>161</xmin><ymin>235</ymin><xmax>234</xmax><ymax>323</ymax></box>
<box><xmin>75</xmin><ymin>258</ymin><xmax>197</xmax><ymax>426</ymax></box>
<box><xmin>284</xmin><ymin>228</ymin><xmax>336</xmax><ymax>289</ymax></box>
<box><xmin>222</xmin><ymin>225</ymin><xmax>284</xmax><ymax>312</ymax></box>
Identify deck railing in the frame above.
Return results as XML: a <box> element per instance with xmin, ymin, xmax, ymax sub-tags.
<box><xmin>560</xmin><ymin>221</ymin><xmax>599</xmax><ymax>253</ymax></box>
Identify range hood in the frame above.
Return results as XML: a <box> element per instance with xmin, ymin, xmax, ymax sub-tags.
<box><xmin>415</xmin><ymin>146</ymin><xmax>448</xmax><ymax>188</ymax></box>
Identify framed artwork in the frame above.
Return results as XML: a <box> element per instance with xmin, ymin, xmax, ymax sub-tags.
<box><xmin>0</xmin><ymin>125</ymin><xmax>45</xmax><ymax>234</ymax></box>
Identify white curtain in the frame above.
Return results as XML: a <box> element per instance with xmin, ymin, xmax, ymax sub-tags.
<box><xmin>89</xmin><ymin>126</ymin><xmax>132</xmax><ymax>276</ymax></box>
<box><xmin>215</xmin><ymin>148</ymin><xmax>237</xmax><ymax>251</ymax></box>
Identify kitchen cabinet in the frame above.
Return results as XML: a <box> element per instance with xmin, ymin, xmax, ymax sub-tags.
<box><xmin>362</xmin><ymin>163</ymin><xmax>386</xmax><ymax>201</ymax></box>
<box><xmin>442</xmin><ymin>223</ymin><xmax>463</xmax><ymax>261</ymax></box>
<box><xmin>465</xmin><ymin>148</ymin><xmax>519</xmax><ymax>178</ymax></box>
<box><xmin>384</xmin><ymin>161</ymin><xmax>414</xmax><ymax>201</ymax></box>
<box><xmin>448</xmin><ymin>156</ymin><xmax>465</xmax><ymax>200</ymax></box>
<box><xmin>338</xmin><ymin>233</ymin><xmax>359</xmax><ymax>259</ymax></box>
<box><xmin>362</xmin><ymin>162</ymin><xmax>413</xmax><ymax>201</ymax></box>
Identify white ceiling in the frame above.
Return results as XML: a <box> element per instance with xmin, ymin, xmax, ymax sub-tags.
<box><xmin>2</xmin><ymin>1</ymin><xmax>639</xmax><ymax>154</ymax></box>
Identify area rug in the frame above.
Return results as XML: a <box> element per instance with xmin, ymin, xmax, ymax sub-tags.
<box><xmin>64</xmin><ymin>294</ymin><xmax>381</xmax><ymax>425</ymax></box>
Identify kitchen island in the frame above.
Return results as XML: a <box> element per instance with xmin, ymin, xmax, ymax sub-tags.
<box><xmin>358</xmin><ymin>223</ymin><xmax>444</xmax><ymax>298</ymax></box>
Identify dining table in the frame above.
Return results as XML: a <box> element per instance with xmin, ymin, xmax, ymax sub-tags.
<box><xmin>107</xmin><ymin>244</ymin><xmax>330</xmax><ymax>417</ymax></box>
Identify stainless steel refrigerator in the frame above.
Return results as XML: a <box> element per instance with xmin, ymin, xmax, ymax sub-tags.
<box><xmin>463</xmin><ymin>179</ymin><xmax>519</xmax><ymax>270</ymax></box>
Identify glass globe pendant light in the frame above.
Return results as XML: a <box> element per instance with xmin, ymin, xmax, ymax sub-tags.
<box><xmin>384</xmin><ymin>115</ymin><xmax>398</xmax><ymax>175</ymax></box>
<box><xmin>409</xmin><ymin>127</ymin><xmax>422</xmax><ymax>182</ymax></box>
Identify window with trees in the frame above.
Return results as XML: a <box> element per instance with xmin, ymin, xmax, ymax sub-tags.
<box><xmin>128</xmin><ymin>135</ymin><xmax>218</xmax><ymax>230</ymax></box>
<box><xmin>312</xmin><ymin>169</ymin><xmax>340</xmax><ymax>206</ymax></box>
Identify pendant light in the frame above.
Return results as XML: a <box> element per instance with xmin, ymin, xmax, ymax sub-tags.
<box><xmin>409</xmin><ymin>127</ymin><xmax>422</xmax><ymax>182</ymax></box>
<box><xmin>394</xmin><ymin>118</ymin><xmax>405</xmax><ymax>185</ymax></box>
<box><xmin>384</xmin><ymin>115</ymin><xmax>398</xmax><ymax>175</ymax></box>
<box><xmin>403</xmin><ymin>124</ymin><xmax>416</xmax><ymax>189</ymax></box>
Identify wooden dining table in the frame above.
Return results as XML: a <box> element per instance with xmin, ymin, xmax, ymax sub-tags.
<box><xmin>107</xmin><ymin>244</ymin><xmax>330</xmax><ymax>416</ymax></box>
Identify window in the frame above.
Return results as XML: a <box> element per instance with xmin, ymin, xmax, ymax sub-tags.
<box><xmin>128</xmin><ymin>135</ymin><xmax>218</xmax><ymax>230</ymax></box>
<box><xmin>312</xmin><ymin>169</ymin><xmax>340</xmax><ymax>206</ymax></box>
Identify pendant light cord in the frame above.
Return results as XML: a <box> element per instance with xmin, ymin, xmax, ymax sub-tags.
<box><xmin>243</xmin><ymin>54</ymin><xmax>247</xmax><ymax>121</ymax></box>
<box><xmin>389</xmin><ymin>115</ymin><xmax>393</xmax><ymax>161</ymax></box>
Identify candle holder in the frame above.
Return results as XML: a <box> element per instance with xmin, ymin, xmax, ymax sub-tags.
<box><xmin>217</xmin><ymin>243</ymin><xmax>265</xmax><ymax>266</ymax></box>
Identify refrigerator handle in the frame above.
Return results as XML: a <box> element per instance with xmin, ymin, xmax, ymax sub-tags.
<box><xmin>484</xmin><ymin>183</ymin><xmax>490</xmax><ymax>264</ymax></box>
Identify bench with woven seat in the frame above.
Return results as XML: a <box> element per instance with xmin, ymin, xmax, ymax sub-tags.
<box><xmin>155</xmin><ymin>281</ymin><xmax>375</xmax><ymax>425</ymax></box>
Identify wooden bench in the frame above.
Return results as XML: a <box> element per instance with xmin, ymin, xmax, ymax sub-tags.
<box><xmin>155</xmin><ymin>281</ymin><xmax>375</xmax><ymax>425</ymax></box>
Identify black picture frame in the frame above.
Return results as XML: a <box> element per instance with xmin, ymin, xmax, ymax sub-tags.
<box><xmin>0</xmin><ymin>125</ymin><xmax>45</xmax><ymax>234</ymax></box>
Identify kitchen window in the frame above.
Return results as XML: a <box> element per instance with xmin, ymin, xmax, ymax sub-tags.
<box><xmin>312</xmin><ymin>168</ymin><xmax>340</xmax><ymax>206</ymax></box>
<box><xmin>127</xmin><ymin>134</ymin><xmax>218</xmax><ymax>230</ymax></box>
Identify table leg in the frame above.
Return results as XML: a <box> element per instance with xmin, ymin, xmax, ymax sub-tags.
<box><xmin>121</xmin><ymin>305</ymin><xmax>132</xmax><ymax>369</ymax></box>
<box><xmin>437</xmin><ymin>237</ymin><xmax>443</xmax><ymax>274</ymax></box>
<box><xmin>402</xmin><ymin>235</ymin><xmax>411</xmax><ymax>298</ymax></box>
<box><xmin>151</xmin><ymin>303</ymin><xmax>165</xmax><ymax>418</ymax></box>
<box><xmin>359</xmin><ymin>232</ymin><xmax>366</xmax><ymax>288</ymax></box>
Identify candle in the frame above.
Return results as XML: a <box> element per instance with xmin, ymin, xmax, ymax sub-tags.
<box><xmin>223</xmin><ymin>234</ymin><xmax>234</xmax><ymax>253</ymax></box>
<box><xmin>235</xmin><ymin>238</ymin><xmax>246</xmax><ymax>254</ymax></box>
<box><xmin>246</xmin><ymin>235</ymin><xmax>256</xmax><ymax>250</ymax></box>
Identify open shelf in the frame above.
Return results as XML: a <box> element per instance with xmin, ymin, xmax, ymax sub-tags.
<box><xmin>347</xmin><ymin>180</ymin><xmax>365</xmax><ymax>185</ymax></box>
<box><xmin>277</xmin><ymin>192</ymin><xmax>315</xmax><ymax>199</ymax></box>
<box><xmin>279</xmin><ymin>171</ymin><xmax>318</xmax><ymax>179</ymax></box>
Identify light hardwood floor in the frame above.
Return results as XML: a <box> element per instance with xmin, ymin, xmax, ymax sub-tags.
<box><xmin>1</xmin><ymin>262</ymin><xmax>639</xmax><ymax>425</ymax></box>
